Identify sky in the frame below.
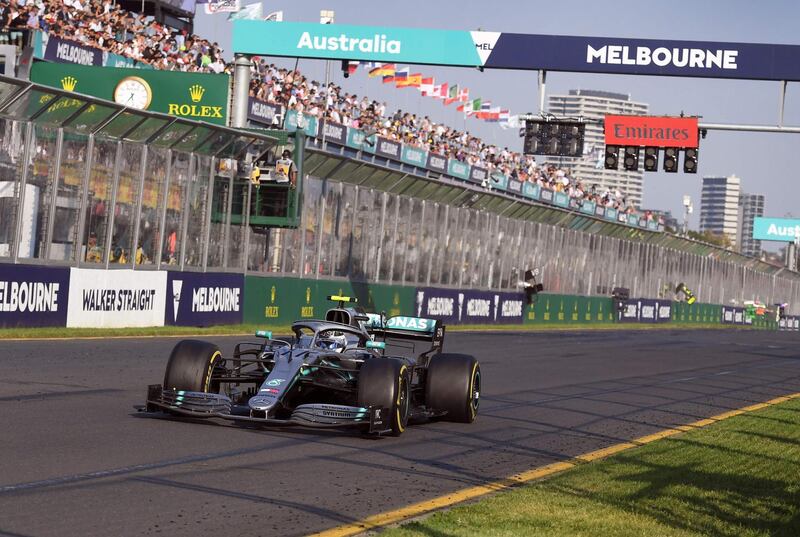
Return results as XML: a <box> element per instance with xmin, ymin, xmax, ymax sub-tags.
<box><xmin>194</xmin><ymin>0</ymin><xmax>800</xmax><ymax>239</ymax></box>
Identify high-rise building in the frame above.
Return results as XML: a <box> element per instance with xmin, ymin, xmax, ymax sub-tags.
<box><xmin>547</xmin><ymin>90</ymin><xmax>648</xmax><ymax>208</ymax></box>
<box><xmin>739</xmin><ymin>193</ymin><xmax>765</xmax><ymax>257</ymax></box>
<box><xmin>699</xmin><ymin>175</ymin><xmax>741</xmax><ymax>247</ymax></box>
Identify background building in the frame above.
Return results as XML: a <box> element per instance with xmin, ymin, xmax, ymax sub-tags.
<box><xmin>739</xmin><ymin>193</ymin><xmax>765</xmax><ymax>257</ymax></box>
<box><xmin>699</xmin><ymin>175</ymin><xmax>741</xmax><ymax>247</ymax></box>
<box><xmin>548</xmin><ymin>90</ymin><xmax>648</xmax><ymax>208</ymax></box>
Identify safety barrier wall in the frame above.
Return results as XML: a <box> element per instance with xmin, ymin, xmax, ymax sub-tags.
<box><xmin>1</xmin><ymin>263</ymin><xmax>797</xmax><ymax>331</ymax></box>
<box><xmin>258</xmin><ymin>176</ymin><xmax>800</xmax><ymax>314</ymax></box>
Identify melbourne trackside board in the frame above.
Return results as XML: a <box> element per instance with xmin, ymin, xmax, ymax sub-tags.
<box><xmin>233</xmin><ymin>21</ymin><xmax>800</xmax><ymax>81</ymax></box>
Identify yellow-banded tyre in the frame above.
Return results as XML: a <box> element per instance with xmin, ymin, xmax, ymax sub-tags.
<box><xmin>163</xmin><ymin>340</ymin><xmax>222</xmax><ymax>393</ymax></box>
<box><xmin>425</xmin><ymin>353</ymin><xmax>480</xmax><ymax>423</ymax></box>
<box><xmin>358</xmin><ymin>358</ymin><xmax>411</xmax><ymax>436</ymax></box>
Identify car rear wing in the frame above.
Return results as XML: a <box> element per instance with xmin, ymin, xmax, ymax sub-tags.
<box><xmin>364</xmin><ymin>314</ymin><xmax>444</xmax><ymax>360</ymax></box>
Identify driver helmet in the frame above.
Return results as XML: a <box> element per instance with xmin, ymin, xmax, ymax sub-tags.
<box><xmin>316</xmin><ymin>331</ymin><xmax>347</xmax><ymax>352</ymax></box>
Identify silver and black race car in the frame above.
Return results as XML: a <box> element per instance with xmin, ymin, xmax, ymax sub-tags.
<box><xmin>143</xmin><ymin>296</ymin><xmax>480</xmax><ymax>436</ymax></box>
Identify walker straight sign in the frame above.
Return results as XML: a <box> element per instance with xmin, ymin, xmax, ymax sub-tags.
<box><xmin>233</xmin><ymin>21</ymin><xmax>800</xmax><ymax>81</ymax></box>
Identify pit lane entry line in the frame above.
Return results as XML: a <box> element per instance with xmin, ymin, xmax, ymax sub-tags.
<box><xmin>310</xmin><ymin>391</ymin><xmax>800</xmax><ymax>537</ymax></box>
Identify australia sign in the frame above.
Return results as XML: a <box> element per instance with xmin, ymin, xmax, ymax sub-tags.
<box><xmin>752</xmin><ymin>217</ymin><xmax>800</xmax><ymax>242</ymax></box>
<box><xmin>233</xmin><ymin>21</ymin><xmax>800</xmax><ymax>81</ymax></box>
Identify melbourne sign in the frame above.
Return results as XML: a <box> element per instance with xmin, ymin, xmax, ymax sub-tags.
<box><xmin>604</xmin><ymin>115</ymin><xmax>699</xmax><ymax>148</ymax></box>
<box><xmin>0</xmin><ymin>264</ymin><xmax>70</xmax><ymax>327</ymax></box>
<box><xmin>752</xmin><ymin>217</ymin><xmax>800</xmax><ymax>242</ymax></box>
<box><xmin>30</xmin><ymin>61</ymin><xmax>230</xmax><ymax>125</ymax></box>
<box><xmin>248</xmin><ymin>97</ymin><xmax>281</xmax><ymax>125</ymax></box>
<box><xmin>42</xmin><ymin>35</ymin><xmax>102</xmax><ymax>66</ymax></box>
<box><xmin>233</xmin><ymin>21</ymin><xmax>800</xmax><ymax>81</ymax></box>
<box><xmin>166</xmin><ymin>271</ymin><xmax>243</xmax><ymax>326</ymax></box>
<box><xmin>66</xmin><ymin>268</ymin><xmax>167</xmax><ymax>328</ymax></box>
<box><xmin>415</xmin><ymin>287</ymin><xmax>525</xmax><ymax>324</ymax></box>
<box><xmin>617</xmin><ymin>298</ymin><xmax>673</xmax><ymax>323</ymax></box>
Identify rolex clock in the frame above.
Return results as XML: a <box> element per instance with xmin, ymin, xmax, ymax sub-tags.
<box><xmin>113</xmin><ymin>76</ymin><xmax>152</xmax><ymax>110</ymax></box>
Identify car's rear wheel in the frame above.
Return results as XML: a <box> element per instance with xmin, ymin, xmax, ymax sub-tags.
<box><xmin>358</xmin><ymin>358</ymin><xmax>410</xmax><ymax>436</ymax></box>
<box><xmin>425</xmin><ymin>353</ymin><xmax>480</xmax><ymax>423</ymax></box>
<box><xmin>163</xmin><ymin>339</ymin><xmax>222</xmax><ymax>393</ymax></box>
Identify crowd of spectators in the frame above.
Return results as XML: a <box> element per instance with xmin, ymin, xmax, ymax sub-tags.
<box><xmin>1</xmin><ymin>0</ymin><xmax>228</xmax><ymax>73</ymax></box>
<box><xmin>251</xmin><ymin>62</ymin><xmax>637</xmax><ymax>213</ymax></box>
<box><xmin>1</xmin><ymin>0</ymin><xmax>636</xmax><ymax>213</ymax></box>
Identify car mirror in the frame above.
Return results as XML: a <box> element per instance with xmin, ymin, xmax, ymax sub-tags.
<box><xmin>366</xmin><ymin>341</ymin><xmax>386</xmax><ymax>350</ymax></box>
<box><xmin>255</xmin><ymin>330</ymin><xmax>273</xmax><ymax>339</ymax></box>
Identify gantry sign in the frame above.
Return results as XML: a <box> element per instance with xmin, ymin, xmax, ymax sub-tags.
<box><xmin>233</xmin><ymin>21</ymin><xmax>800</xmax><ymax>81</ymax></box>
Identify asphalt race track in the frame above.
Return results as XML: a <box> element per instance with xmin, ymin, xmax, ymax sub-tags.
<box><xmin>2</xmin><ymin>329</ymin><xmax>800</xmax><ymax>537</ymax></box>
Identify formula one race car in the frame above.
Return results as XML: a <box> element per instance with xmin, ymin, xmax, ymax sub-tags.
<box><xmin>143</xmin><ymin>296</ymin><xmax>480</xmax><ymax>436</ymax></box>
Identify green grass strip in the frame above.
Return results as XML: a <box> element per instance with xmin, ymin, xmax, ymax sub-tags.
<box><xmin>384</xmin><ymin>397</ymin><xmax>800</xmax><ymax>537</ymax></box>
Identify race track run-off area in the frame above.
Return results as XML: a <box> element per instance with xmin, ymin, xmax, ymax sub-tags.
<box><xmin>2</xmin><ymin>329</ymin><xmax>800</xmax><ymax>537</ymax></box>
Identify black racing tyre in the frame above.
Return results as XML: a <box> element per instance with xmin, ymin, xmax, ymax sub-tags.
<box><xmin>358</xmin><ymin>358</ymin><xmax>411</xmax><ymax>436</ymax></box>
<box><xmin>163</xmin><ymin>339</ymin><xmax>222</xmax><ymax>393</ymax></box>
<box><xmin>425</xmin><ymin>353</ymin><xmax>480</xmax><ymax>423</ymax></box>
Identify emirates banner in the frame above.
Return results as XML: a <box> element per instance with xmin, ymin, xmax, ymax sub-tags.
<box><xmin>604</xmin><ymin>115</ymin><xmax>699</xmax><ymax>148</ymax></box>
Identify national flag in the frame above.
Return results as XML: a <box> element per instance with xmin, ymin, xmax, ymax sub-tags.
<box><xmin>387</xmin><ymin>67</ymin><xmax>407</xmax><ymax>85</ymax></box>
<box><xmin>499</xmin><ymin>113</ymin><xmax>520</xmax><ymax>130</ymax></box>
<box><xmin>369</xmin><ymin>63</ymin><xmax>395</xmax><ymax>77</ymax></box>
<box><xmin>484</xmin><ymin>107</ymin><xmax>502</xmax><ymax>122</ymax></box>
<box><xmin>425</xmin><ymin>84</ymin><xmax>442</xmax><ymax>98</ymax></box>
<box><xmin>227</xmin><ymin>1</ymin><xmax>259</xmax><ymax>19</ymax></box>
<box><xmin>435</xmin><ymin>83</ymin><xmax>448</xmax><ymax>100</ymax></box>
<box><xmin>419</xmin><ymin>77</ymin><xmax>434</xmax><ymax>95</ymax></box>
<box><xmin>458</xmin><ymin>87</ymin><xmax>469</xmax><ymax>102</ymax></box>
<box><xmin>443</xmin><ymin>84</ymin><xmax>459</xmax><ymax>105</ymax></box>
<box><xmin>346</xmin><ymin>61</ymin><xmax>359</xmax><ymax>75</ymax></box>
<box><xmin>397</xmin><ymin>72</ymin><xmax>420</xmax><ymax>88</ymax></box>
<box><xmin>465</xmin><ymin>98</ymin><xmax>481</xmax><ymax>116</ymax></box>
<box><xmin>473</xmin><ymin>101</ymin><xmax>491</xmax><ymax>119</ymax></box>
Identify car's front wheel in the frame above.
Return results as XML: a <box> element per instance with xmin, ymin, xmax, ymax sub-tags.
<box><xmin>358</xmin><ymin>358</ymin><xmax>411</xmax><ymax>436</ymax></box>
<box><xmin>163</xmin><ymin>339</ymin><xmax>222</xmax><ymax>393</ymax></box>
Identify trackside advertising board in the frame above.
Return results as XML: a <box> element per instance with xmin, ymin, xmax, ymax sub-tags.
<box><xmin>233</xmin><ymin>21</ymin><xmax>800</xmax><ymax>81</ymax></box>
<box><xmin>414</xmin><ymin>287</ymin><xmax>525</xmax><ymax>324</ymax></box>
<box><xmin>0</xmin><ymin>264</ymin><xmax>70</xmax><ymax>327</ymax></box>
<box><xmin>66</xmin><ymin>268</ymin><xmax>167</xmax><ymax>328</ymax></box>
<box><xmin>30</xmin><ymin>61</ymin><xmax>230</xmax><ymax>125</ymax></box>
<box><xmin>604</xmin><ymin>116</ymin><xmax>699</xmax><ymax>148</ymax></box>
<box><xmin>617</xmin><ymin>298</ymin><xmax>672</xmax><ymax>323</ymax></box>
<box><xmin>752</xmin><ymin>217</ymin><xmax>800</xmax><ymax>242</ymax></box>
<box><xmin>166</xmin><ymin>271</ymin><xmax>244</xmax><ymax>327</ymax></box>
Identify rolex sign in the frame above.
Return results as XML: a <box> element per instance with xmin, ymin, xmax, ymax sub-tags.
<box><xmin>30</xmin><ymin>61</ymin><xmax>230</xmax><ymax>125</ymax></box>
